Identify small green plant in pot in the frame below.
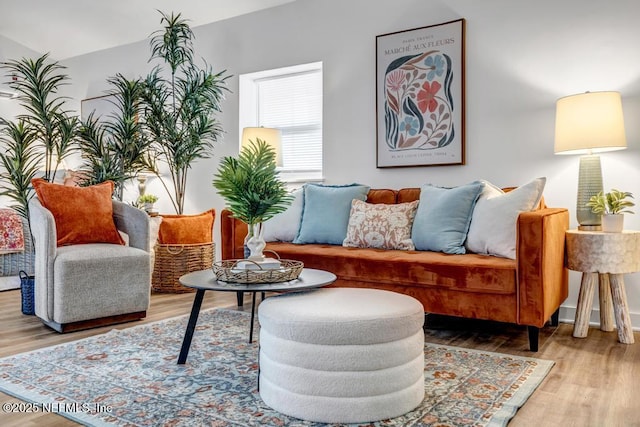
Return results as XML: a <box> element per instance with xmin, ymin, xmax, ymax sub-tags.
<box><xmin>137</xmin><ymin>193</ymin><xmax>159</xmax><ymax>212</ymax></box>
<box><xmin>586</xmin><ymin>189</ymin><xmax>635</xmax><ymax>232</ymax></box>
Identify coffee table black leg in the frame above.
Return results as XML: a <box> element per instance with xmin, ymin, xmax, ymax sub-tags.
<box><xmin>249</xmin><ymin>291</ymin><xmax>257</xmax><ymax>343</ymax></box>
<box><xmin>177</xmin><ymin>289</ymin><xmax>206</xmax><ymax>364</ymax></box>
<box><xmin>236</xmin><ymin>291</ymin><xmax>244</xmax><ymax>307</ymax></box>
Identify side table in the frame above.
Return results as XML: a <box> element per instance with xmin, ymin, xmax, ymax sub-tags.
<box><xmin>566</xmin><ymin>230</ymin><xmax>640</xmax><ymax>344</ymax></box>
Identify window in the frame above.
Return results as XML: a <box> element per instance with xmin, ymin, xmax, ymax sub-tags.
<box><xmin>239</xmin><ymin>62</ymin><xmax>323</xmax><ymax>183</ymax></box>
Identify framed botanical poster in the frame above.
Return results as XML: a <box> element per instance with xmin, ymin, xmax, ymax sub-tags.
<box><xmin>376</xmin><ymin>19</ymin><xmax>465</xmax><ymax>168</ymax></box>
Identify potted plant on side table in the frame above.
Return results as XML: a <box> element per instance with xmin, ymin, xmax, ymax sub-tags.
<box><xmin>137</xmin><ymin>193</ymin><xmax>159</xmax><ymax>215</ymax></box>
<box><xmin>586</xmin><ymin>189</ymin><xmax>635</xmax><ymax>232</ymax></box>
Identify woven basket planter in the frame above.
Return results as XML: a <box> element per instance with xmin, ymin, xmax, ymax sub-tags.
<box><xmin>152</xmin><ymin>242</ymin><xmax>215</xmax><ymax>293</ymax></box>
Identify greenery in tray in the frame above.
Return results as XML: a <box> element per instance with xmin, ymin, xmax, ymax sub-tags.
<box><xmin>212</xmin><ymin>139</ymin><xmax>293</xmax><ymax>228</ymax></box>
<box><xmin>586</xmin><ymin>189</ymin><xmax>635</xmax><ymax>215</ymax></box>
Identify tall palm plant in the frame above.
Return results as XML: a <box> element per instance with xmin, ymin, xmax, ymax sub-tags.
<box><xmin>0</xmin><ymin>120</ymin><xmax>39</xmax><ymax>219</ymax></box>
<box><xmin>141</xmin><ymin>11</ymin><xmax>229</xmax><ymax>214</ymax></box>
<box><xmin>2</xmin><ymin>54</ymin><xmax>78</xmax><ymax>182</ymax></box>
<box><xmin>77</xmin><ymin>73</ymin><xmax>155</xmax><ymax>199</ymax></box>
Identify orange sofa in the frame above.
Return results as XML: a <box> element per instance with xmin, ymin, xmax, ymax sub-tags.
<box><xmin>220</xmin><ymin>188</ymin><xmax>569</xmax><ymax>351</ymax></box>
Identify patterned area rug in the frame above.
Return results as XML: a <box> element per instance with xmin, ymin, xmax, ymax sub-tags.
<box><xmin>0</xmin><ymin>308</ymin><xmax>553</xmax><ymax>426</ymax></box>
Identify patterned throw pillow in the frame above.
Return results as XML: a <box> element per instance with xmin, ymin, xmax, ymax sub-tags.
<box><xmin>343</xmin><ymin>199</ymin><xmax>419</xmax><ymax>250</ymax></box>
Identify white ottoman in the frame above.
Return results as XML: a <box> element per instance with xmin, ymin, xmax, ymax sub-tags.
<box><xmin>258</xmin><ymin>287</ymin><xmax>425</xmax><ymax>424</ymax></box>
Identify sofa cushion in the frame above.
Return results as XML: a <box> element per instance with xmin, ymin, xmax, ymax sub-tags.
<box><xmin>53</xmin><ymin>243</ymin><xmax>150</xmax><ymax>324</ymax></box>
<box><xmin>343</xmin><ymin>199</ymin><xmax>419</xmax><ymax>250</ymax></box>
<box><xmin>294</xmin><ymin>183</ymin><xmax>370</xmax><ymax>245</ymax></box>
<box><xmin>411</xmin><ymin>181</ymin><xmax>483</xmax><ymax>254</ymax></box>
<box><xmin>265</xmin><ymin>242</ymin><xmax>517</xmax><ymax>295</ymax></box>
<box><xmin>366</xmin><ymin>189</ymin><xmax>397</xmax><ymax>204</ymax></box>
<box><xmin>32</xmin><ymin>178</ymin><xmax>124</xmax><ymax>247</ymax></box>
<box><xmin>466</xmin><ymin>178</ymin><xmax>546</xmax><ymax>259</ymax></box>
<box><xmin>397</xmin><ymin>188</ymin><xmax>421</xmax><ymax>203</ymax></box>
<box><xmin>263</xmin><ymin>188</ymin><xmax>304</xmax><ymax>242</ymax></box>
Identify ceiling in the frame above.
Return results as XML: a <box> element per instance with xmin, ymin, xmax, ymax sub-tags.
<box><xmin>0</xmin><ymin>0</ymin><xmax>295</xmax><ymax>61</ymax></box>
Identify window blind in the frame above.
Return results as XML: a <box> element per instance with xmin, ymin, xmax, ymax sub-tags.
<box><xmin>256</xmin><ymin>69</ymin><xmax>323</xmax><ymax>176</ymax></box>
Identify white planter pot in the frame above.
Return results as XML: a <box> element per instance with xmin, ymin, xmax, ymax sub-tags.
<box><xmin>602</xmin><ymin>214</ymin><xmax>624</xmax><ymax>233</ymax></box>
<box><xmin>246</xmin><ymin>222</ymin><xmax>266</xmax><ymax>261</ymax></box>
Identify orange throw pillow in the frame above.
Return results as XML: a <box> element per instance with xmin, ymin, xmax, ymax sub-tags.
<box><xmin>32</xmin><ymin>178</ymin><xmax>125</xmax><ymax>247</ymax></box>
<box><xmin>157</xmin><ymin>209</ymin><xmax>215</xmax><ymax>244</ymax></box>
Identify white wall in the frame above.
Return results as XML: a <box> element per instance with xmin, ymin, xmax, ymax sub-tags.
<box><xmin>10</xmin><ymin>0</ymin><xmax>640</xmax><ymax>328</ymax></box>
<box><xmin>0</xmin><ymin>36</ymin><xmax>44</xmax><ymax>207</ymax></box>
<box><xmin>0</xmin><ymin>36</ymin><xmax>41</xmax><ymax>125</ymax></box>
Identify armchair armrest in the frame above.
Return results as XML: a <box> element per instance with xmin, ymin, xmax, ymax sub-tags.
<box><xmin>28</xmin><ymin>198</ymin><xmax>57</xmax><ymax>321</ymax></box>
<box><xmin>112</xmin><ymin>201</ymin><xmax>150</xmax><ymax>252</ymax></box>
<box><xmin>516</xmin><ymin>207</ymin><xmax>569</xmax><ymax>327</ymax></box>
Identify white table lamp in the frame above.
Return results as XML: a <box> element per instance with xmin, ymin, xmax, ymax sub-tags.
<box><xmin>241</xmin><ymin>127</ymin><xmax>283</xmax><ymax>167</ymax></box>
<box><xmin>554</xmin><ymin>91</ymin><xmax>627</xmax><ymax>230</ymax></box>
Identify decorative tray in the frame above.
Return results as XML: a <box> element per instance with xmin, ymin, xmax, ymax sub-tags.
<box><xmin>212</xmin><ymin>259</ymin><xmax>304</xmax><ymax>284</ymax></box>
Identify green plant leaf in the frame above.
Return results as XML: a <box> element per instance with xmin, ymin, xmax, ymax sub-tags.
<box><xmin>142</xmin><ymin>11</ymin><xmax>230</xmax><ymax>213</ymax></box>
<box><xmin>586</xmin><ymin>189</ymin><xmax>634</xmax><ymax>215</ymax></box>
<box><xmin>212</xmin><ymin>139</ymin><xmax>293</xmax><ymax>226</ymax></box>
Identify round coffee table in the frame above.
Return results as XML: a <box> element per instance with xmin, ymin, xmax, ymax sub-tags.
<box><xmin>177</xmin><ymin>268</ymin><xmax>337</xmax><ymax>364</ymax></box>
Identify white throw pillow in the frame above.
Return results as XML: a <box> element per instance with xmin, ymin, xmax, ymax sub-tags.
<box><xmin>262</xmin><ymin>188</ymin><xmax>304</xmax><ymax>242</ymax></box>
<box><xmin>465</xmin><ymin>178</ymin><xmax>546</xmax><ymax>259</ymax></box>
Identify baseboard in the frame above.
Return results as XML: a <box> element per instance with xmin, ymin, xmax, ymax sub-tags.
<box><xmin>0</xmin><ymin>276</ymin><xmax>20</xmax><ymax>291</ymax></box>
<box><xmin>559</xmin><ymin>305</ymin><xmax>640</xmax><ymax>331</ymax></box>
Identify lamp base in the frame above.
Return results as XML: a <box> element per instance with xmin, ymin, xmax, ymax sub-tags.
<box><xmin>578</xmin><ymin>224</ymin><xmax>602</xmax><ymax>231</ymax></box>
<box><xmin>576</xmin><ymin>155</ymin><xmax>603</xmax><ymax>228</ymax></box>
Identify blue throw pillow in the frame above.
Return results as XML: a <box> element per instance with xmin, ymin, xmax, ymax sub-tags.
<box><xmin>411</xmin><ymin>181</ymin><xmax>484</xmax><ymax>254</ymax></box>
<box><xmin>293</xmin><ymin>183</ymin><xmax>370</xmax><ymax>245</ymax></box>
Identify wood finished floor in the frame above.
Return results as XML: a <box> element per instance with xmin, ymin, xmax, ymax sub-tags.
<box><xmin>0</xmin><ymin>288</ymin><xmax>639</xmax><ymax>427</ymax></box>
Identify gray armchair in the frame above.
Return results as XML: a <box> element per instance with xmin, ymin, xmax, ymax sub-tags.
<box><xmin>29</xmin><ymin>198</ymin><xmax>152</xmax><ymax>332</ymax></box>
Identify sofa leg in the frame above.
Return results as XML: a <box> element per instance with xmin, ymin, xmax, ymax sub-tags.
<box><xmin>550</xmin><ymin>308</ymin><xmax>560</xmax><ymax>326</ymax></box>
<box><xmin>236</xmin><ymin>291</ymin><xmax>244</xmax><ymax>307</ymax></box>
<box><xmin>527</xmin><ymin>326</ymin><xmax>539</xmax><ymax>352</ymax></box>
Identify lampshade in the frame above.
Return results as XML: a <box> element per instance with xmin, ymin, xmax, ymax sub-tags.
<box><xmin>554</xmin><ymin>91</ymin><xmax>627</xmax><ymax>155</ymax></box>
<box><xmin>554</xmin><ymin>91</ymin><xmax>627</xmax><ymax>230</ymax></box>
<box><xmin>241</xmin><ymin>127</ymin><xmax>283</xmax><ymax>167</ymax></box>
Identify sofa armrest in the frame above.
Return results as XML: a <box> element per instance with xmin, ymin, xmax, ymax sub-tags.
<box><xmin>112</xmin><ymin>201</ymin><xmax>150</xmax><ymax>252</ymax></box>
<box><xmin>28</xmin><ymin>198</ymin><xmax>57</xmax><ymax>321</ymax></box>
<box><xmin>221</xmin><ymin>209</ymin><xmax>248</xmax><ymax>260</ymax></box>
<box><xmin>516</xmin><ymin>207</ymin><xmax>569</xmax><ymax>327</ymax></box>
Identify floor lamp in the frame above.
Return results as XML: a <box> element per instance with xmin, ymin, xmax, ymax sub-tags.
<box><xmin>554</xmin><ymin>91</ymin><xmax>627</xmax><ymax>230</ymax></box>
